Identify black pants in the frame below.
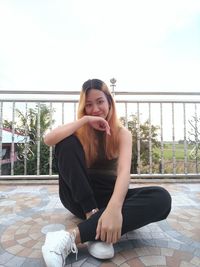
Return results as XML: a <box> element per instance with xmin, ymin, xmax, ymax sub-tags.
<box><xmin>55</xmin><ymin>135</ymin><xmax>171</xmax><ymax>243</ymax></box>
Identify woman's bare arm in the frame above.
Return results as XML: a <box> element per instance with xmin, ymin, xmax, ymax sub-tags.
<box><xmin>43</xmin><ymin>116</ymin><xmax>89</xmax><ymax>146</ymax></box>
<box><xmin>43</xmin><ymin>115</ymin><xmax>110</xmax><ymax>146</ymax></box>
<box><xmin>108</xmin><ymin>127</ymin><xmax>132</xmax><ymax>208</ymax></box>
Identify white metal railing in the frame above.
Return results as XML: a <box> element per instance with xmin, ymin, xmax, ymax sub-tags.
<box><xmin>0</xmin><ymin>89</ymin><xmax>200</xmax><ymax>180</ymax></box>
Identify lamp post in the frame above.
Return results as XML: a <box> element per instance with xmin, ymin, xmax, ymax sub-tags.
<box><xmin>110</xmin><ymin>78</ymin><xmax>117</xmax><ymax>97</ymax></box>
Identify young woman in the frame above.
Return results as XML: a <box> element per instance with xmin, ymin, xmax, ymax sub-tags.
<box><xmin>42</xmin><ymin>79</ymin><xmax>171</xmax><ymax>267</ymax></box>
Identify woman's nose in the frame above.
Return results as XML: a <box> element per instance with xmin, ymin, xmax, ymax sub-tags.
<box><xmin>92</xmin><ymin>104</ymin><xmax>100</xmax><ymax>114</ymax></box>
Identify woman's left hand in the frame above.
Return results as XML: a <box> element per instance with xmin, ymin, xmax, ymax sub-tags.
<box><xmin>95</xmin><ymin>207</ymin><xmax>122</xmax><ymax>244</ymax></box>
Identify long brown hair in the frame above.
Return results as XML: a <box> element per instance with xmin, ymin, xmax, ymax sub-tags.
<box><xmin>75</xmin><ymin>79</ymin><xmax>122</xmax><ymax>167</ymax></box>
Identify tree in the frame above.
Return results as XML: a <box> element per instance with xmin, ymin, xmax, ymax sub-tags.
<box><xmin>120</xmin><ymin>115</ymin><xmax>160</xmax><ymax>173</ymax></box>
<box><xmin>3</xmin><ymin>104</ymin><xmax>56</xmax><ymax>175</ymax></box>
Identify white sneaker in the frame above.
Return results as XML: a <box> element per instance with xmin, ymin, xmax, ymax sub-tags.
<box><xmin>87</xmin><ymin>241</ymin><xmax>114</xmax><ymax>259</ymax></box>
<box><xmin>42</xmin><ymin>230</ymin><xmax>78</xmax><ymax>267</ymax></box>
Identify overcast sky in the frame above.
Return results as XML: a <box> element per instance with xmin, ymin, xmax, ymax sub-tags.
<box><xmin>0</xmin><ymin>0</ymin><xmax>200</xmax><ymax>92</ymax></box>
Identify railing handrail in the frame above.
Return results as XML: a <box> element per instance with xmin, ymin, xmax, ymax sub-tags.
<box><xmin>1</xmin><ymin>90</ymin><xmax>200</xmax><ymax>103</ymax></box>
<box><xmin>0</xmin><ymin>89</ymin><xmax>200</xmax><ymax>96</ymax></box>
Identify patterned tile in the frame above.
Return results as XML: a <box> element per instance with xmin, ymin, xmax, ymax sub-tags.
<box><xmin>0</xmin><ymin>183</ymin><xmax>200</xmax><ymax>267</ymax></box>
<box><xmin>167</xmin><ymin>208</ymin><xmax>200</xmax><ymax>242</ymax></box>
<box><xmin>1</xmin><ymin>211</ymin><xmax>81</xmax><ymax>259</ymax></box>
<box><xmin>0</xmin><ymin>194</ymin><xmax>41</xmax><ymax>215</ymax></box>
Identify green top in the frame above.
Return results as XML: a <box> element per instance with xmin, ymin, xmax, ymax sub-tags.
<box><xmin>87</xmin><ymin>131</ymin><xmax>118</xmax><ymax>176</ymax></box>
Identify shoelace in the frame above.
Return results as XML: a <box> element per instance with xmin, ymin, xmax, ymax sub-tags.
<box><xmin>69</xmin><ymin>230</ymin><xmax>78</xmax><ymax>260</ymax></box>
<box><xmin>53</xmin><ymin>230</ymin><xmax>78</xmax><ymax>266</ymax></box>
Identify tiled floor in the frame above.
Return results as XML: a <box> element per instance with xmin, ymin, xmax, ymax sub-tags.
<box><xmin>0</xmin><ymin>182</ymin><xmax>200</xmax><ymax>267</ymax></box>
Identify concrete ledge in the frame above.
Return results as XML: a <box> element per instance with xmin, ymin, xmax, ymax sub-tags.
<box><xmin>0</xmin><ymin>178</ymin><xmax>200</xmax><ymax>185</ymax></box>
<box><xmin>0</xmin><ymin>173</ymin><xmax>199</xmax><ymax>185</ymax></box>
<box><xmin>0</xmin><ymin>173</ymin><xmax>199</xmax><ymax>180</ymax></box>
<box><xmin>0</xmin><ymin>180</ymin><xmax>59</xmax><ymax>185</ymax></box>
<box><xmin>130</xmin><ymin>178</ymin><xmax>200</xmax><ymax>183</ymax></box>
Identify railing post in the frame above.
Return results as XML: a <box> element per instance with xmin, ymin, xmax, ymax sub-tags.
<box><xmin>11</xmin><ymin>102</ymin><xmax>15</xmax><ymax>175</ymax></box>
<box><xmin>183</xmin><ymin>103</ymin><xmax>188</xmax><ymax>174</ymax></box>
<box><xmin>37</xmin><ymin>102</ymin><xmax>41</xmax><ymax>175</ymax></box>
<box><xmin>160</xmin><ymin>103</ymin><xmax>164</xmax><ymax>174</ymax></box>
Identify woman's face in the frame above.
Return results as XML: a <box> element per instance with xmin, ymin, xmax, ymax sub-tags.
<box><xmin>85</xmin><ymin>89</ymin><xmax>110</xmax><ymax>119</ymax></box>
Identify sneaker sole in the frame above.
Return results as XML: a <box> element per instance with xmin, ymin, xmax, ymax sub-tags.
<box><xmin>88</xmin><ymin>249</ymin><xmax>114</xmax><ymax>259</ymax></box>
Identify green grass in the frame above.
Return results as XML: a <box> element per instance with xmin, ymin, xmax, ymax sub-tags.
<box><xmin>154</xmin><ymin>143</ymin><xmax>194</xmax><ymax>160</ymax></box>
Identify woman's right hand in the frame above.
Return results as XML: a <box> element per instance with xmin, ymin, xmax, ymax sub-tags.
<box><xmin>86</xmin><ymin>116</ymin><xmax>111</xmax><ymax>135</ymax></box>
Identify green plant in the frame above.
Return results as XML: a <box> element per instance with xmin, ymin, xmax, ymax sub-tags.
<box><xmin>120</xmin><ymin>115</ymin><xmax>160</xmax><ymax>173</ymax></box>
<box><xmin>3</xmin><ymin>104</ymin><xmax>56</xmax><ymax>175</ymax></box>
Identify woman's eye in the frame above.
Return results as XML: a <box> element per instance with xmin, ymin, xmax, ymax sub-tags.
<box><xmin>98</xmin><ymin>100</ymin><xmax>104</xmax><ymax>105</ymax></box>
<box><xmin>85</xmin><ymin>104</ymin><xmax>92</xmax><ymax>108</ymax></box>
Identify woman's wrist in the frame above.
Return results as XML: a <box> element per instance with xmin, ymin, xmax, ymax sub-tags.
<box><xmin>107</xmin><ymin>199</ymin><xmax>123</xmax><ymax>210</ymax></box>
<box><xmin>82</xmin><ymin>115</ymin><xmax>89</xmax><ymax>124</ymax></box>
